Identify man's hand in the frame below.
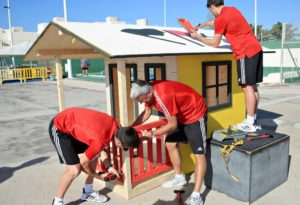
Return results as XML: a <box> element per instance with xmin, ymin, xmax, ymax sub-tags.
<box><xmin>190</xmin><ymin>30</ymin><xmax>201</xmax><ymax>40</ymax></box>
<box><xmin>141</xmin><ymin>130</ymin><xmax>153</xmax><ymax>138</ymax></box>
<box><xmin>108</xmin><ymin>166</ymin><xmax>120</xmax><ymax>178</ymax></box>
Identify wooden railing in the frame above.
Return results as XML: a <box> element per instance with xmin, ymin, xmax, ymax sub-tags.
<box><xmin>97</xmin><ymin>119</ymin><xmax>172</xmax><ymax>185</ymax></box>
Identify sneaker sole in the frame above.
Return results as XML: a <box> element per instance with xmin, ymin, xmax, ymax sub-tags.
<box><xmin>162</xmin><ymin>181</ymin><xmax>187</xmax><ymax>188</ymax></box>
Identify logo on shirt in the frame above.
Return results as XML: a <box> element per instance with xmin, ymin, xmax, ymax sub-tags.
<box><xmin>197</xmin><ymin>146</ymin><xmax>203</xmax><ymax>152</ymax></box>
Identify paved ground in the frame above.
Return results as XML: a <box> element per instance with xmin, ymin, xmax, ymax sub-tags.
<box><xmin>0</xmin><ymin>79</ymin><xmax>299</xmax><ymax>205</ymax></box>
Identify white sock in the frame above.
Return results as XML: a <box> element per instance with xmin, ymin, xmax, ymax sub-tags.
<box><xmin>84</xmin><ymin>184</ymin><xmax>93</xmax><ymax>193</ymax></box>
<box><xmin>191</xmin><ymin>192</ymin><xmax>201</xmax><ymax>198</ymax></box>
<box><xmin>246</xmin><ymin>115</ymin><xmax>255</xmax><ymax>124</ymax></box>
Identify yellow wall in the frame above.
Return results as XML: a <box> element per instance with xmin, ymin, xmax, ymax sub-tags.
<box><xmin>177</xmin><ymin>54</ymin><xmax>246</xmax><ymax>173</ymax></box>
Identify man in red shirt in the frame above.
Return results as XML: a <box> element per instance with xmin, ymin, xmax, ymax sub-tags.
<box><xmin>191</xmin><ymin>0</ymin><xmax>263</xmax><ymax>132</ymax></box>
<box><xmin>49</xmin><ymin>107</ymin><xmax>139</xmax><ymax>205</ymax></box>
<box><xmin>130</xmin><ymin>80</ymin><xmax>207</xmax><ymax>205</ymax></box>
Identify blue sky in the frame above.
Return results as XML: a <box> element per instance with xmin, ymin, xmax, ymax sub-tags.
<box><xmin>0</xmin><ymin>0</ymin><xmax>299</xmax><ymax>32</ymax></box>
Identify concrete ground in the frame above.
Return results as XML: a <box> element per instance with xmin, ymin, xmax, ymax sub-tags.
<box><xmin>0</xmin><ymin>79</ymin><xmax>299</xmax><ymax>205</ymax></box>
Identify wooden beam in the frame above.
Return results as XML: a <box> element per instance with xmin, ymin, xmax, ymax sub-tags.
<box><xmin>37</xmin><ymin>49</ymin><xmax>97</xmax><ymax>56</ymax></box>
<box><xmin>55</xmin><ymin>56</ymin><xmax>65</xmax><ymax>112</ymax></box>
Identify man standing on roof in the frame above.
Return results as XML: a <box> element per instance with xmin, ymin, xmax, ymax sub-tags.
<box><xmin>191</xmin><ymin>0</ymin><xmax>263</xmax><ymax>132</ymax></box>
<box><xmin>130</xmin><ymin>80</ymin><xmax>207</xmax><ymax>205</ymax></box>
<box><xmin>49</xmin><ymin>107</ymin><xmax>140</xmax><ymax>205</ymax></box>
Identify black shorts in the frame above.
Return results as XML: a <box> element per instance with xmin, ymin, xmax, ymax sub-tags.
<box><xmin>49</xmin><ymin>118</ymin><xmax>88</xmax><ymax>165</ymax></box>
<box><xmin>237</xmin><ymin>51</ymin><xmax>263</xmax><ymax>85</ymax></box>
<box><xmin>165</xmin><ymin>116</ymin><xmax>207</xmax><ymax>154</ymax></box>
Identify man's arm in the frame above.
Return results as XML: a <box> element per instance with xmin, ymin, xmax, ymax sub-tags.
<box><xmin>100</xmin><ymin>150</ymin><xmax>120</xmax><ymax>178</ymax></box>
<box><xmin>190</xmin><ymin>31</ymin><xmax>222</xmax><ymax>48</ymax></box>
<box><xmin>80</xmin><ymin>153</ymin><xmax>100</xmax><ymax>178</ymax></box>
<box><xmin>142</xmin><ymin>115</ymin><xmax>177</xmax><ymax>138</ymax></box>
<box><xmin>131</xmin><ymin>106</ymin><xmax>152</xmax><ymax>126</ymax></box>
<box><xmin>196</xmin><ymin>20</ymin><xmax>215</xmax><ymax>29</ymax></box>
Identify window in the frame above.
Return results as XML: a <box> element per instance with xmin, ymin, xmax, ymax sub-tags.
<box><xmin>144</xmin><ymin>63</ymin><xmax>166</xmax><ymax>117</ymax></box>
<box><xmin>202</xmin><ymin>61</ymin><xmax>232</xmax><ymax>111</ymax></box>
<box><xmin>144</xmin><ymin>63</ymin><xmax>166</xmax><ymax>82</ymax></box>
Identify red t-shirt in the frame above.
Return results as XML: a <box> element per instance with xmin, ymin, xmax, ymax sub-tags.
<box><xmin>54</xmin><ymin>108</ymin><xmax>119</xmax><ymax>160</ymax></box>
<box><xmin>215</xmin><ymin>6</ymin><xmax>262</xmax><ymax>59</ymax></box>
<box><xmin>145</xmin><ymin>81</ymin><xmax>206</xmax><ymax>124</ymax></box>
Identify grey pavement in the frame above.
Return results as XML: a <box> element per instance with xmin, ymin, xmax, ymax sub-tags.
<box><xmin>0</xmin><ymin>79</ymin><xmax>299</xmax><ymax>205</ymax></box>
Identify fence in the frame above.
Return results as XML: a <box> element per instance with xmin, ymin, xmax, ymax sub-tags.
<box><xmin>0</xmin><ymin>67</ymin><xmax>50</xmax><ymax>84</ymax></box>
<box><xmin>96</xmin><ymin>119</ymin><xmax>173</xmax><ymax>198</ymax></box>
<box><xmin>280</xmin><ymin>23</ymin><xmax>300</xmax><ymax>84</ymax></box>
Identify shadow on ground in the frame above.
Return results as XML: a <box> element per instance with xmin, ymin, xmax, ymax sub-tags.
<box><xmin>0</xmin><ymin>156</ymin><xmax>49</xmax><ymax>183</ymax></box>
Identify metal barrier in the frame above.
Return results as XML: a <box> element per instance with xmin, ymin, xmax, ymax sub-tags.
<box><xmin>0</xmin><ymin>67</ymin><xmax>49</xmax><ymax>84</ymax></box>
<box><xmin>97</xmin><ymin>119</ymin><xmax>172</xmax><ymax>185</ymax></box>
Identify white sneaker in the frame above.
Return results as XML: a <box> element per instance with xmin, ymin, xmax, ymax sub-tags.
<box><xmin>162</xmin><ymin>175</ymin><xmax>187</xmax><ymax>188</ymax></box>
<box><xmin>236</xmin><ymin>120</ymin><xmax>256</xmax><ymax>132</ymax></box>
<box><xmin>186</xmin><ymin>195</ymin><xmax>204</xmax><ymax>205</ymax></box>
<box><xmin>52</xmin><ymin>199</ymin><xmax>64</xmax><ymax>205</ymax></box>
<box><xmin>254</xmin><ymin>121</ymin><xmax>262</xmax><ymax>130</ymax></box>
<box><xmin>80</xmin><ymin>189</ymin><xmax>108</xmax><ymax>203</ymax></box>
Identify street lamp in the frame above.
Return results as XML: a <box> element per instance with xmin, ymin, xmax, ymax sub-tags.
<box><xmin>164</xmin><ymin>0</ymin><xmax>167</xmax><ymax>27</ymax></box>
<box><xmin>254</xmin><ymin>0</ymin><xmax>257</xmax><ymax>36</ymax></box>
<box><xmin>4</xmin><ymin>0</ymin><xmax>15</xmax><ymax>68</ymax></box>
<box><xmin>63</xmin><ymin>0</ymin><xmax>73</xmax><ymax>78</ymax></box>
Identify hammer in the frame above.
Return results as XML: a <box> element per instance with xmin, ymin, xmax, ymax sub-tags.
<box><xmin>174</xmin><ymin>190</ymin><xmax>185</xmax><ymax>205</ymax></box>
<box><xmin>246</xmin><ymin>134</ymin><xmax>273</xmax><ymax>142</ymax></box>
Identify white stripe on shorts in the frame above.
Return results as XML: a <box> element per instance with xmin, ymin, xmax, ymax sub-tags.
<box><xmin>199</xmin><ymin>117</ymin><xmax>207</xmax><ymax>150</ymax></box>
<box><xmin>240</xmin><ymin>59</ymin><xmax>246</xmax><ymax>84</ymax></box>
<box><xmin>52</xmin><ymin>125</ymin><xmax>66</xmax><ymax>164</ymax></box>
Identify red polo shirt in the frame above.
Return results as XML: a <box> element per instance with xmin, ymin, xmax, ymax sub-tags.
<box><xmin>145</xmin><ymin>81</ymin><xmax>206</xmax><ymax>124</ymax></box>
<box><xmin>215</xmin><ymin>6</ymin><xmax>262</xmax><ymax>59</ymax></box>
<box><xmin>54</xmin><ymin>108</ymin><xmax>119</xmax><ymax>160</ymax></box>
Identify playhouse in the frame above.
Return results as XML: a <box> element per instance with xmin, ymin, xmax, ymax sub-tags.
<box><xmin>24</xmin><ymin>21</ymin><xmax>249</xmax><ymax>198</ymax></box>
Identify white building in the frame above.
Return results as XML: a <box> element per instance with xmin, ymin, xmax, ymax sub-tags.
<box><xmin>0</xmin><ymin>27</ymin><xmax>38</xmax><ymax>48</ymax></box>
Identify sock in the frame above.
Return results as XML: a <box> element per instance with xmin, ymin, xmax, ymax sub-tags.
<box><xmin>191</xmin><ymin>192</ymin><xmax>201</xmax><ymax>198</ymax></box>
<box><xmin>84</xmin><ymin>184</ymin><xmax>93</xmax><ymax>193</ymax></box>
<box><xmin>246</xmin><ymin>115</ymin><xmax>255</xmax><ymax>124</ymax></box>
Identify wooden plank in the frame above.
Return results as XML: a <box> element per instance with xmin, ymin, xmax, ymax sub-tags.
<box><xmin>37</xmin><ymin>48</ymin><xmax>97</xmax><ymax>55</ymax></box>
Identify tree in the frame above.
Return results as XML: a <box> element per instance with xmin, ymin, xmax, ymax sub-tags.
<box><xmin>269</xmin><ymin>22</ymin><xmax>298</xmax><ymax>40</ymax></box>
<box><xmin>285</xmin><ymin>24</ymin><xmax>298</xmax><ymax>40</ymax></box>
<box><xmin>249</xmin><ymin>24</ymin><xmax>265</xmax><ymax>41</ymax></box>
<box><xmin>269</xmin><ymin>22</ymin><xmax>282</xmax><ymax>40</ymax></box>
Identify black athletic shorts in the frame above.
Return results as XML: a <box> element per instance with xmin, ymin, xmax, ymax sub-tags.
<box><xmin>237</xmin><ymin>51</ymin><xmax>263</xmax><ymax>85</ymax></box>
<box><xmin>165</xmin><ymin>115</ymin><xmax>207</xmax><ymax>155</ymax></box>
<box><xmin>49</xmin><ymin>118</ymin><xmax>88</xmax><ymax>165</ymax></box>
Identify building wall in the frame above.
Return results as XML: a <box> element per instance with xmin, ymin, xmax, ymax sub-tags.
<box><xmin>0</xmin><ymin>27</ymin><xmax>38</xmax><ymax>47</ymax></box>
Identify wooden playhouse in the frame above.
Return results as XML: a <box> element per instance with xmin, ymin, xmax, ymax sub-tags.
<box><xmin>24</xmin><ymin>21</ymin><xmax>247</xmax><ymax>198</ymax></box>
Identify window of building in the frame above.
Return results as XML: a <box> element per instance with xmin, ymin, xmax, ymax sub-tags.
<box><xmin>144</xmin><ymin>63</ymin><xmax>166</xmax><ymax>82</ymax></box>
<box><xmin>144</xmin><ymin>63</ymin><xmax>166</xmax><ymax>117</ymax></box>
<box><xmin>202</xmin><ymin>61</ymin><xmax>232</xmax><ymax>111</ymax></box>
